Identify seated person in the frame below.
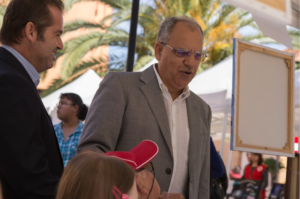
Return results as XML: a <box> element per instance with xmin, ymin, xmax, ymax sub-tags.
<box><xmin>105</xmin><ymin>140</ymin><xmax>184</xmax><ymax>199</ymax></box>
<box><xmin>229</xmin><ymin>165</ymin><xmax>242</xmax><ymax>180</ymax></box>
<box><xmin>56</xmin><ymin>150</ymin><xmax>138</xmax><ymax>199</ymax></box>
<box><xmin>242</xmin><ymin>153</ymin><xmax>268</xmax><ymax>199</ymax></box>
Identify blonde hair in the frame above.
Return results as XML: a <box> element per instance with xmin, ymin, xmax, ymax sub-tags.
<box><xmin>56</xmin><ymin>151</ymin><xmax>135</xmax><ymax>199</ymax></box>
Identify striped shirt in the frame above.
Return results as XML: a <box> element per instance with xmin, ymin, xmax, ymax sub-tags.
<box><xmin>1</xmin><ymin>44</ymin><xmax>40</xmax><ymax>87</ymax></box>
<box><xmin>54</xmin><ymin>121</ymin><xmax>84</xmax><ymax>167</ymax></box>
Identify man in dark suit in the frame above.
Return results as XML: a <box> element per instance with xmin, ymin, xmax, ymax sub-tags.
<box><xmin>0</xmin><ymin>0</ymin><xmax>64</xmax><ymax>198</ymax></box>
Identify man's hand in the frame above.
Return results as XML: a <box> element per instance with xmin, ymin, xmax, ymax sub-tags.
<box><xmin>158</xmin><ymin>191</ymin><xmax>185</xmax><ymax>199</ymax></box>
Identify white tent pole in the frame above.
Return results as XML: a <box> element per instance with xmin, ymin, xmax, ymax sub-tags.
<box><xmin>227</xmin><ymin>146</ymin><xmax>233</xmax><ymax>175</ymax></box>
<box><xmin>220</xmin><ymin>101</ymin><xmax>228</xmax><ymax>159</ymax></box>
<box><xmin>298</xmin><ymin>85</ymin><xmax>300</xmax><ymax>196</ymax></box>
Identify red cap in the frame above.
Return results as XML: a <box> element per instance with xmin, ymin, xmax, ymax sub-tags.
<box><xmin>104</xmin><ymin>140</ymin><xmax>159</xmax><ymax>170</ymax></box>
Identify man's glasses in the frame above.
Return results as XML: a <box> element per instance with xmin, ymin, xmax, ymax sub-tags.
<box><xmin>136</xmin><ymin>162</ymin><xmax>155</xmax><ymax>199</ymax></box>
<box><xmin>161</xmin><ymin>42</ymin><xmax>208</xmax><ymax>62</ymax></box>
<box><xmin>56</xmin><ymin>102</ymin><xmax>74</xmax><ymax>107</ymax></box>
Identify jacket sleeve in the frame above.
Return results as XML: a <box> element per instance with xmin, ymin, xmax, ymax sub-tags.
<box><xmin>77</xmin><ymin>72</ymin><xmax>125</xmax><ymax>153</ymax></box>
<box><xmin>210</xmin><ymin>137</ymin><xmax>224</xmax><ymax>178</ymax></box>
<box><xmin>0</xmin><ymin>72</ymin><xmax>60</xmax><ymax>199</ymax></box>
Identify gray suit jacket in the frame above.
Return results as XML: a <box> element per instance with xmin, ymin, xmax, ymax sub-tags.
<box><xmin>78</xmin><ymin>66</ymin><xmax>211</xmax><ymax>199</ymax></box>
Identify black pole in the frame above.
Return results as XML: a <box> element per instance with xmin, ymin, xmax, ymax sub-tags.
<box><xmin>284</xmin><ymin>157</ymin><xmax>292</xmax><ymax>199</ymax></box>
<box><xmin>126</xmin><ymin>0</ymin><xmax>140</xmax><ymax>72</ymax></box>
<box><xmin>275</xmin><ymin>155</ymin><xmax>279</xmax><ymax>182</ymax></box>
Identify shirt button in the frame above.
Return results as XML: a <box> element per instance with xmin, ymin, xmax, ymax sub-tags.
<box><xmin>166</xmin><ymin>168</ymin><xmax>172</xmax><ymax>175</ymax></box>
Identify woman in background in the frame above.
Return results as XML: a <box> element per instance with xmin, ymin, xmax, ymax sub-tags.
<box><xmin>54</xmin><ymin>93</ymin><xmax>88</xmax><ymax>167</ymax></box>
<box><xmin>243</xmin><ymin>153</ymin><xmax>268</xmax><ymax>199</ymax></box>
<box><xmin>56</xmin><ymin>150</ymin><xmax>138</xmax><ymax>199</ymax></box>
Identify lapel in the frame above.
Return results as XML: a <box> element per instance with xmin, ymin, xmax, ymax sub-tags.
<box><xmin>0</xmin><ymin>48</ymin><xmax>37</xmax><ymax>91</ymax></box>
<box><xmin>139</xmin><ymin>66</ymin><xmax>173</xmax><ymax>157</ymax></box>
<box><xmin>186</xmin><ymin>94</ymin><xmax>204</xmax><ymax>198</ymax></box>
<box><xmin>0</xmin><ymin>47</ymin><xmax>53</xmax><ymax>122</ymax></box>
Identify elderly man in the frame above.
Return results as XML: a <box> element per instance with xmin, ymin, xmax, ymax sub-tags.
<box><xmin>78</xmin><ymin>16</ymin><xmax>211</xmax><ymax>199</ymax></box>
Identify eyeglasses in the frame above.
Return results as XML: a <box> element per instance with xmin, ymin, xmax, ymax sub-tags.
<box><xmin>136</xmin><ymin>162</ymin><xmax>155</xmax><ymax>199</ymax></box>
<box><xmin>56</xmin><ymin>102</ymin><xmax>74</xmax><ymax>107</ymax></box>
<box><xmin>161</xmin><ymin>42</ymin><xmax>208</xmax><ymax>62</ymax></box>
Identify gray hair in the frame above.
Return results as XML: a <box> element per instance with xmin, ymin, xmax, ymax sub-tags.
<box><xmin>157</xmin><ymin>16</ymin><xmax>204</xmax><ymax>43</ymax></box>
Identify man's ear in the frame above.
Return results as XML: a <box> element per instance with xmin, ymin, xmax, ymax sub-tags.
<box><xmin>154</xmin><ymin>42</ymin><xmax>162</xmax><ymax>61</ymax></box>
<box><xmin>24</xmin><ymin>22</ymin><xmax>37</xmax><ymax>42</ymax></box>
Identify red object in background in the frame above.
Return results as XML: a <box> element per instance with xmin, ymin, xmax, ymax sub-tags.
<box><xmin>229</xmin><ymin>171</ymin><xmax>241</xmax><ymax>180</ymax></box>
<box><xmin>295</xmin><ymin>136</ymin><xmax>298</xmax><ymax>154</ymax></box>
<box><xmin>244</xmin><ymin>164</ymin><xmax>267</xmax><ymax>199</ymax></box>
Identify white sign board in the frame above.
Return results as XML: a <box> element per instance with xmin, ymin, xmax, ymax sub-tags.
<box><xmin>231</xmin><ymin>39</ymin><xmax>295</xmax><ymax>157</ymax></box>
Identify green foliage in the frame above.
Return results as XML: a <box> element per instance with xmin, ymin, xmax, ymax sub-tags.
<box><xmin>133</xmin><ymin>55</ymin><xmax>155</xmax><ymax>71</ymax></box>
<box><xmin>58</xmin><ymin>0</ymin><xmax>254</xmax><ymax>80</ymax></box>
<box><xmin>263</xmin><ymin>158</ymin><xmax>285</xmax><ymax>177</ymax></box>
<box><xmin>0</xmin><ymin>4</ymin><xmax>6</xmax><ymax>24</ymax></box>
<box><xmin>39</xmin><ymin>57</ymin><xmax>106</xmax><ymax>97</ymax></box>
<box><xmin>63</xmin><ymin>20</ymin><xmax>104</xmax><ymax>34</ymax></box>
<box><xmin>63</xmin><ymin>0</ymin><xmax>99</xmax><ymax>11</ymax></box>
<box><xmin>41</xmin><ymin>0</ymin><xmax>300</xmax><ymax>97</ymax></box>
<box><xmin>288</xmin><ymin>28</ymin><xmax>300</xmax><ymax>50</ymax></box>
<box><xmin>242</xmin><ymin>26</ymin><xmax>300</xmax><ymax>51</ymax></box>
<box><xmin>296</xmin><ymin>61</ymin><xmax>300</xmax><ymax>70</ymax></box>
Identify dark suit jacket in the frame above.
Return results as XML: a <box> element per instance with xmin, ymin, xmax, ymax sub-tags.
<box><xmin>78</xmin><ymin>66</ymin><xmax>211</xmax><ymax>199</ymax></box>
<box><xmin>0</xmin><ymin>48</ymin><xmax>63</xmax><ymax>199</ymax></box>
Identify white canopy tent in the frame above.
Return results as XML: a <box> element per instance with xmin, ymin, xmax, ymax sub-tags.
<box><xmin>189</xmin><ymin>56</ymin><xmax>233</xmax><ymax>112</ymax></box>
<box><xmin>189</xmin><ymin>56</ymin><xmax>233</xmax><ymax>163</ymax></box>
<box><xmin>42</xmin><ymin>69</ymin><xmax>102</xmax><ymax>124</ymax></box>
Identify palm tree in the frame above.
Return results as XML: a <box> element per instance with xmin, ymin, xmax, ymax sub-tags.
<box><xmin>42</xmin><ymin>0</ymin><xmax>297</xmax><ymax>96</ymax></box>
<box><xmin>41</xmin><ymin>0</ymin><xmax>254</xmax><ymax>96</ymax></box>
<box><xmin>55</xmin><ymin>0</ymin><xmax>253</xmax><ymax>77</ymax></box>
<box><xmin>0</xmin><ymin>0</ymin><xmax>10</xmax><ymax>27</ymax></box>
<box><xmin>242</xmin><ymin>27</ymin><xmax>300</xmax><ymax>50</ymax></box>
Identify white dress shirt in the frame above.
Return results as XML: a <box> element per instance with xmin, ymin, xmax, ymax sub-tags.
<box><xmin>153</xmin><ymin>64</ymin><xmax>190</xmax><ymax>196</ymax></box>
<box><xmin>1</xmin><ymin>44</ymin><xmax>40</xmax><ymax>87</ymax></box>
